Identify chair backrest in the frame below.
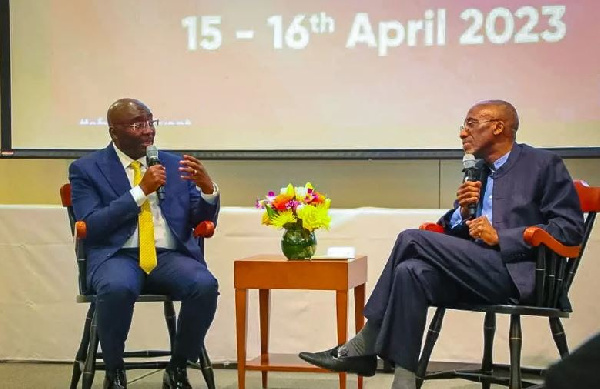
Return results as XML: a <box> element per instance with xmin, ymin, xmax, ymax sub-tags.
<box><xmin>533</xmin><ymin>180</ymin><xmax>600</xmax><ymax>308</ymax></box>
<box><xmin>61</xmin><ymin>183</ymin><xmax>89</xmax><ymax>294</ymax></box>
<box><xmin>565</xmin><ymin>181</ymin><xmax>600</xmax><ymax>291</ymax></box>
<box><xmin>60</xmin><ymin>183</ymin><xmax>76</xmax><ymax>231</ymax></box>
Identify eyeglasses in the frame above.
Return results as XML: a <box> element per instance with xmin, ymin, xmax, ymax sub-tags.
<box><xmin>459</xmin><ymin>119</ymin><xmax>500</xmax><ymax>133</ymax></box>
<box><xmin>118</xmin><ymin>119</ymin><xmax>159</xmax><ymax>131</ymax></box>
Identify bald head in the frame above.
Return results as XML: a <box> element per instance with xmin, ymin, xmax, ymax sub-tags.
<box><xmin>107</xmin><ymin>98</ymin><xmax>151</xmax><ymax>126</ymax></box>
<box><xmin>107</xmin><ymin>98</ymin><xmax>155</xmax><ymax>159</ymax></box>
<box><xmin>461</xmin><ymin>99</ymin><xmax>519</xmax><ymax>162</ymax></box>
<box><xmin>473</xmin><ymin>99</ymin><xmax>519</xmax><ymax>135</ymax></box>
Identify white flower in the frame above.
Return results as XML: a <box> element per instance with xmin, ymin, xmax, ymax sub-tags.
<box><xmin>295</xmin><ymin>186</ymin><xmax>308</xmax><ymax>198</ymax></box>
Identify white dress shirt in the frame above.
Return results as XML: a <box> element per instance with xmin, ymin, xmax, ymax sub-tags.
<box><xmin>112</xmin><ymin>144</ymin><xmax>218</xmax><ymax>249</ymax></box>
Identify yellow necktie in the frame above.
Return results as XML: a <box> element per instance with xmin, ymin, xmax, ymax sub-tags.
<box><xmin>131</xmin><ymin>161</ymin><xmax>157</xmax><ymax>274</ymax></box>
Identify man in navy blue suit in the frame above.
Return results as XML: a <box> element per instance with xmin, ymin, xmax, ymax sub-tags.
<box><xmin>69</xmin><ymin>98</ymin><xmax>220</xmax><ymax>389</ymax></box>
<box><xmin>299</xmin><ymin>100</ymin><xmax>584</xmax><ymax>389</ymax></box>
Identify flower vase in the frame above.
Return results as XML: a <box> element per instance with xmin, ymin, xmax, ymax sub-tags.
<box><xmin>281</xmin><ymin>226</ymin><xmax>316</xmax><ymax>260</ymax></box>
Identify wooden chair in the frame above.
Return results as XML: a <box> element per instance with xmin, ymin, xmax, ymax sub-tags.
<box><xmin>60</xmin><ymin>183</ymin><xmax>217</xmax><ymax>389</ymax></box>
<box><xmin>415</xmin><ymin>180</ymin><xmax>600</xmax><ymax>389</ymax></box>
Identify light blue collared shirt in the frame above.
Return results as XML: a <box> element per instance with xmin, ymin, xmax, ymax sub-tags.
<box><xmin>450</xmin><ymin>150</ymin><xmax>511</xmax><ymax>227</ymax></box>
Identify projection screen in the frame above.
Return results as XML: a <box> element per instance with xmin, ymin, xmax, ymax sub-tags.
<box><xmin>2</xmin><ymin>0</ymin><xmax>599</xmax><ymax>158</ymax></box>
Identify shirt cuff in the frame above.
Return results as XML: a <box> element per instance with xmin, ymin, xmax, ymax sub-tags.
<box><xmin>199</xmin><ymin>182</ymin><xmax>219</xmax><ymax>204</ymax></box>
<box><xmin>130</xmin><ymin>186</ymin><xmax>148</xmax><ymax>207</ymax></box>
<box><xmin>449</xmin><ymin>208</ymin><xmax>463</xmax><ymax>229</ymax></box>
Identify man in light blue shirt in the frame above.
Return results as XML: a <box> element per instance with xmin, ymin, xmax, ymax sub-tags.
<box><xmin>299</xmin><ymin>100</ymin><xmax>584</xmax><ymax>389</ymax></box>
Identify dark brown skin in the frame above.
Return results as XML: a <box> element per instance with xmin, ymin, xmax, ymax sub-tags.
<box><xmin>179</xmin><ymin>154</ymin><xmax>214</xmax><ymax>194</ymax></box>
<box><xmin>107</xmin><ymin>98</ymin><xmax>214</xmax><ymax>196</ymax></box>
<box><xmin>455</xmin><ymin>100</ymin><xmax>519</xmax><ymax>246</ymax></box>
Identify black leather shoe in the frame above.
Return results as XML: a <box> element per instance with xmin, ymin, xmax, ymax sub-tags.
<box><xmin>163</xmin><ymin>365</ymin><xmax>192</xmax><ymax>389</ymax></box>
<box><xmin>299</xmin><ymin>345</ymin><xmax>377</xmax><ymax>377</ymax></box>
<box><xmin>103</xmin><ymin>369</ymin><xmax>127</xmax><ymax>389</ymax></box>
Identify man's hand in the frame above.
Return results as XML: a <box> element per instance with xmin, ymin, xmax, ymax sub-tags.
<box><xmin>456</xmin><ymin>181</ymin><xmax>482</xmax><ymax>219</ymax></box>
<box><xmin>466</xmin><ymin>216</ymin><xmax>499</xmax><ymax>246</ymax></box>
<box><xmin>139</xmin><ymin>165</ymin><xmax>166</xmax><ymax>195</ymax></box>
<box><xmin>179</xmin><ymin>155</ymin><xmax>214</xmax><ymax>194</ymax></box>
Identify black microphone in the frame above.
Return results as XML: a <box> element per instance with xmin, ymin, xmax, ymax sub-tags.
<box><xmin>462</xmin><ymin>153</ymin><xmax>482</xmax><ymax>219</ymax></box>
<box><xmin>146</xmin><ymin>145</ymin><xmax>165</xmax><ymax>201</ymax></box>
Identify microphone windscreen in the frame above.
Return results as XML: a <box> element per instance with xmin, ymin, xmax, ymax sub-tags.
<box><xmin>146</xmin><ymin>145</ymin><xmax>159</xmax><ymax>160</ymax></box>
<box><xmin>462</xmin><ymin>153</ymin><xmax>477</xmax><ymax>169</ymax></box>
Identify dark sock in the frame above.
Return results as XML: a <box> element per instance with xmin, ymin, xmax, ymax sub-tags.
<box><xmin>392</xmin><ymin>366</ymin><xmax>416</xmax><ymax>389</ymax></box>
<box><xmin>105</xmin><ymin>368</ymin><xmax>126</xmax><ymax>383</ymax></box>
<box><xmin>338</xmin><ymin>320</ymin><xmax>381</xmax><ymax>357</ymax></box>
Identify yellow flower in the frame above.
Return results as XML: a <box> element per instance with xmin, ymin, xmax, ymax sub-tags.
<box><xmin>283</xmin><ymin>183</ymin><xmax>295</xmax><ymax>197</ymax></box>
<box><xmin>260</xmin><ymin>183</ymin><xmax>331</xmax><ymax>232</ymax></box>
<box><xmin>297</xmin><ymin>204</ymin><xmax>331</xmax><ymax>231</ymax></box>
<box><xmin>270</xmin><ymin>210</ymin><xmax>297</xmax><ymax>228</ymax></box>
<box><xmin>261</xmin><ymin>211</ymin><xmax>271</xmax><ymax>226</ymax></box>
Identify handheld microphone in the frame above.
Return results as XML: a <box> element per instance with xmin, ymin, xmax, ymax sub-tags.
<box><xmin>462</xmin><ymin>153</ymin><xmax>481</xmax><ymax>219</ymax></box>
<box><xmin>146</xmin><ymin>145</ymin><xmax>165</xmax><ymax>201</ymax></box>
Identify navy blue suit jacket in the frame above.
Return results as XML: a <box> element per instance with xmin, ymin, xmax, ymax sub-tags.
<box><xmin>69</xmin><ymin>144</ymin><xmax>220</xmax><ymax>280</ymax></box>
<box><xmin>439</xmin><ymin>143</ymin><xmax>584</xmax><ymax>303</ymax></box>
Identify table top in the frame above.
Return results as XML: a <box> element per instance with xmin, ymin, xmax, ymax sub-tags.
<box><xmin>234</xmin><ymin>254</ymin><xmax>368</xmax><ymax>290</ymax></box>
<box><xmin>236</xmin><ymin>254</ymin><xmax>365</xmax><ymax>262</ymax></box>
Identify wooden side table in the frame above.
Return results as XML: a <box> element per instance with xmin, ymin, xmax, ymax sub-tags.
<box><xmin>234</xmin><ymin>254</ymin><xmax>368</xmax><ymax>389</ymax></box>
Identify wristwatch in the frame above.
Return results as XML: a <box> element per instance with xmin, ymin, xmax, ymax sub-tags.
<box><xmin>210</xmin><ymin>182</ymin><xmax>219</xmax><ymax>195</ymax></box>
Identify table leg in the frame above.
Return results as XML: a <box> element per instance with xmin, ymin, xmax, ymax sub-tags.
<box><xmin>235</xmin><ymin>289</ymin><xmax>248</xmax><ymax>389</ymax></box>
<box><xmin>354</xmin><ymin>284</ymin><xmax>366</xmax><ymax>389</ymax></box>
<box><xmin>259</xmin><ymin>289</ymin><xmax>271</xmax><ymax>388</ymax></box>
<box><xmin>336</xmin><ymin>290</ymin><xmax>348</xmax><ymax>389</ymax></box>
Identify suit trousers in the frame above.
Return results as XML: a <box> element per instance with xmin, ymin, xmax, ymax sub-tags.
<box><xmin>363</xmin><ymin>229</ymin><xmax>519</xmax><ymax>372</ymax></box>
<box><xmin>90</xmin><ymin>249</ymin><xmax>219</xmax><ymax>370</ymax></box>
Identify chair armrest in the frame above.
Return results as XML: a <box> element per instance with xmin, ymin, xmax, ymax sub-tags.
<box><xmin>75</xmin><ymin>221</ymin><xmax>87</xmax><ymax>239</ymax></box>
<box><xmin>72</xmin><ymin>221</ymin><xmax>88</xmax><ymax>295</ymax></box>
<box><xmin>419</xmin><ymin>222</ymin><xmax>445</xmax><ymax>233</ymax></box>
<box><xmin>523</xmin><ymin>226</ymin><xmax>581</xmax><ymax>258</ymax></box>
<box><xmin>194</xmin><ymin>221</ymin><xmax>215</xmax><ymax>238</ymax></box>
<box><xmin>72</xmin><ymin>221</ymin><xmax>87</xmax><ymax>258</ymax></box>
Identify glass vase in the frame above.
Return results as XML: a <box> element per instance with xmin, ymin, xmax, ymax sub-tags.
<box><xmin>281</xmin><ymin>226</ymin><xmax>316</xmax><ymax>260</ymax></box>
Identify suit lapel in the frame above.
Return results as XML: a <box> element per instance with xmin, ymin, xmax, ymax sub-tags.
<box><xmin>96</xmin><ymin>144</ymin><xmax>131</xmax><ymax>197</ymax></box>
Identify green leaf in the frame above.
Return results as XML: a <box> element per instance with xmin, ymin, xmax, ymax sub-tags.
<box><xmin>265</xmin><ymin>205</ymin><xmax>277</xmax><ymax>219</ymax></box>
